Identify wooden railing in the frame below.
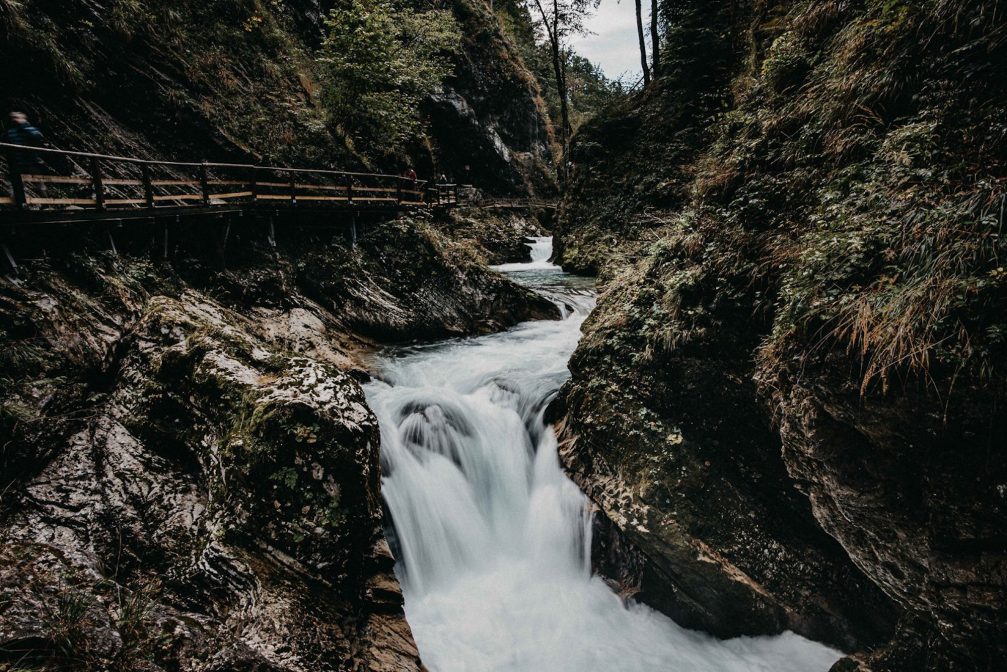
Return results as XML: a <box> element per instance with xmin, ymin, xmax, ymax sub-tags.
<box><xmin>0</xmin><ymin>143</ymin><xmax>459</xmax><ymax>218</ymax></box>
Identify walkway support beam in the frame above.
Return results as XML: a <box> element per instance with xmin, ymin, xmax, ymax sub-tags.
<box><xmin>90</xmin><ymin>157</ymin><xmax>105</xmax><ymax>211</ymax></box>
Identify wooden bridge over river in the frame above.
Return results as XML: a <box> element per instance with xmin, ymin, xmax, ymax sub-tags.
<box><xmin>0</xmin><ymin>143</ymin><xmax>459</xmax><ymax>226</ymax></box>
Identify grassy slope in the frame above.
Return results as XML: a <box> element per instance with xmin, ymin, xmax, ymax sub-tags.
<box><xmin>1</xmin><ymin>0</ymin><xmax>344</xmax><ymax>165</ymax></box>
<box><xmin>558</xmin><ymin>0</ymin><xmax>1006</xmax><ymax>668</ymax></box>
<box><xmin>0</xmin><ymin>0</ymin><xmax>556</xmax><ymax>190</ymax></box>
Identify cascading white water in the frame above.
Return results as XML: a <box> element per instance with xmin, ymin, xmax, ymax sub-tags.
<box><xmin>492</xmin><ymin>235</ymin><xmax>560</xmax><ymax>272</ymax></box>
<box><xmin>364</xmin><ymin>239</ymin><xmax>843</xmax><ymax>672</ymax></box>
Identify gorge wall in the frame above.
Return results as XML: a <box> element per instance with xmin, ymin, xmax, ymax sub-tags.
<box><xmin>556</xmin><ymin>1</ymin><xmax>1006</xmax><ymax>670</ymax></box>
<box><xmin>0</xmin><ymin>1</ymin><xmax>563</xmax><ymax>667</ymax></box>
<box><xmin>0</xmin><ymin>0</ymin><xmax>555</xmax><ymax>195</ymax></box>
<box><xmin>0</xmin><ymin>217</ymin><xmax>555</xmax><ymax>670</ymax></box>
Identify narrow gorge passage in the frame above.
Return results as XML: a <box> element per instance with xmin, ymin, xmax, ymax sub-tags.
<box><xmin>364</xmin><ymin>239</ymin><xmax>841</xmax><ymax>672</ymax></box>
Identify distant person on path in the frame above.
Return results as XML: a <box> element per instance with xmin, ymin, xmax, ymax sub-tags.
<box><xmin>404</xmin><ymin>166</ymin><xmax>417</xmax><ymax>183</ymax></box>
<box><xmin>4</xmin><ymin>111</ymin><xmax>50</xmax><ymax>202</ymax></box>
<box><xmin>4</xmin><ymin>111</ymin><xmax>46</xmax><ymax>174</ymax></box>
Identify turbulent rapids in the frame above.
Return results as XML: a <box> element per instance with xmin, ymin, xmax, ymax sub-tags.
<box><xmin>363</xmin><ymin>238</ymin><xmax>842</xmax><ymax>672</ymax></box>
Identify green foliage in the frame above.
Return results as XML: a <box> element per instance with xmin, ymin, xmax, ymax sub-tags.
<box><xmin>564</xmin><ymin>0</ymin><xmax>1007</xmax><ymax>394</ymax></box>
<box><xmin>319</xmin><ymin>0</ymin><xmax>461</xmax><ymax>157</ymax></box>
<box><xmin>761</xmin><ymin>31</ymin><xmax>809</xmax><ymax>94</ymax></box>
<box><xmin>493</xmin><ymin>0</ymin><xmax>625</xmax><ymax>136</ymax></box>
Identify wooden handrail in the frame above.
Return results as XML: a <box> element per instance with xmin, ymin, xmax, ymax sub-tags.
<box><xmin>0</xmin><ymin>141</ymin><xmax>429</xmax><ymax>184</ymax></box>
<box><xmin>0</xmin><ymin>142</ymin><xmax>464</xmax><ymax>220</ymax></box>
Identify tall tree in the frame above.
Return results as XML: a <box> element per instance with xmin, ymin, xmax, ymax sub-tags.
<box><xmin>634</xmin><ymin>0</ymin><xmax>650</xmax><ymax>85</ymax></box>
<box><xmin>529</xmin><ymin>0</ymin><xmax>598</xmax><ymax>182</ymax></box>
<box><xmin>650</xmin><ymin>0</ymin><xmax>660</xmax><ymax>74</ymax></box>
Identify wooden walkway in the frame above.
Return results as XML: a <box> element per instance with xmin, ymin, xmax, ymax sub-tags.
<box><xmin>0</xmin><ymin>143</ymin><xmax>459</xmax><ymax>225</ymax></box>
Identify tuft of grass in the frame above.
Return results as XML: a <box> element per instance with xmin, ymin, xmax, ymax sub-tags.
<box><xmin>113</xmin><ymin>575</ymin><xmax>163</xmax><ymax>667</ymax></box>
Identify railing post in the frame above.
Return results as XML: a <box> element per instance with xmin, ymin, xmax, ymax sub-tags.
<box><xmin>250</xmin><ymin>169</ymin><xmax>258</xmax><ymax>204</ymax></box>
<box><xmin>396</xmin><ymin>177</ymin><xmax>402</xmax><ymax>205</ymax></box>
<box><xmin>141</xmin><ymin>163</ymin><xmax>154</xmax><ymax>209</ymax></box>
<box><xmin>6</xmin><ymin>150</ymin><xmax>26</xmax><ymax>208</ymax></box>
<box><xmin>289</xmin><ymin>174</ymin><xmax>297</xmax><ymax>207</ymax></box>
<box><xmin>345</xmin><ymin>175</ymin><xmax>353</xmax><ymax>205</ymax></box>
<box><xmin>1</xmin><ymin>241</ymin><xmax>18</xmax><ymax>278</ymax></box>
<box><xmin>163</xmin><ymin>217</ymin><xmax>172</xmax><ymax>260</ymax></box>
<box><xmin>199</xmin><ymin>161</ymin><xmax>210</xmax><ymax>206</ymax></box>
<box><xmin>90</xmin><ymin>157</ymin><xmax>105</xmax><ymax>211</ymax></box>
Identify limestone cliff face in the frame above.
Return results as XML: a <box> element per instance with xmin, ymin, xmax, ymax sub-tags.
<box><xmin>0</xmin><ymin>217</ymin><xmax>554</xmax><ymax>670</ymax></box>
<box><xmin>0</xmin><ymin>0</ymin><xmax>553</xmax><ymax>193</ymax></box>
<box><xmin>425</xmin><ymin>0</ymin><xmax>556</xmax><ymax>196</ymax></box>
<box><xmin>556</xmin><ymin>1</ymin><xmax>1006</xmax><ymax>669</ymax></box>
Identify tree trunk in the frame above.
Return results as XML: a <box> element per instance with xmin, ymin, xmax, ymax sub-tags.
<box><xmin>550</xmin><ymin>40</ymin><xmax>572</xmax><ymax>181</ymax></box>
<box><xmin>547</xmin><ymin>0</ymin><xmax>571</xmax><ymax>182</ymax></box>
<box><xmin>650</xmin><ymin>0</ymin><xmax>660</xmax><ymax>75</ymax></box>
<box><xmin>635</xmin><ymin>0</ymin><xmax>650</xmax><ymax>85</ymax></box>
<box><xmin>531</xmin><ymin>0</ymin><xmax>574</xmax><ymax>183</ymax></box>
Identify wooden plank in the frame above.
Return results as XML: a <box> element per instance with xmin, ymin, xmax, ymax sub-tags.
<box><xmin>151</xmin><ymin>179</ymin><xmax>201</xmax><ymax>187</ymax></box>
<box><xmin>105</xmin><ymin>198</ymin><xmax>149</xmax><ymax>206</ymax></box>
<box><xmin>152</xmin><ymin>193</ymin><xmax>204</xmax><ymax>202</ymax></box>
<box><xmin>26</xmin><ymin>197</ymin><xmax>97</xmax><ymax>206</ymax></box>
<box><xmin>0</xmin><ymin>196</ymin><xmax>15</xmax><ymax>205</ymax></box>
<box><xmin>207</xmin><ymin>180</ymin><xmax>250</xmax><ymax>187</ymax></box>
<box><xmin>210</xmin><ymin>191</ymin><xmax>254</xmax><ymax>200</ymax></box>
<box><xmin>103</xmin><ymin>178</ymin><xmax>144</xmax><ymax>186</ymax></box>
<box><xmin>352</xmin><ymin>186</ymin><xmax>397</xmax><ymax>193</ymax></box>
<box><xmin>21</xmin><ymin>174</ymin><xmax>93</xmax><ymax>185</ymax></box>
<box><xmin>293</xmin><ymin>184</ymin><xmax>348</xmax><ymax>192</ymax></box>
<box><xmin>254</xmin><ymin>181</ymin><xmax>291</xmax><ymax>188</ymax></box>
<box><xmin>290</xmin><ymin>195</ymin><xmax>351</xmax><ymax>202</ymax></box>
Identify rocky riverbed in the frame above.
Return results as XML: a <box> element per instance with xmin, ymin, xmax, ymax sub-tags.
<box><xmin>0</xmin><ymin>214</ymin><xmax>552</xmax><ymax>670</ymax></box>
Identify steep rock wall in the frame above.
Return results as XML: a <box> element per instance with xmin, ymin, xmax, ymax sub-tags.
<box><xmin>425</xmin><ymin>0</ymin><xmax>556</xmax><ymax>196</ymax></box>
<box><xmin>0</xmin><ymin>0</ymin><xmax>554</xmax><ymax>193</ymax></box>
<box><xmin>0</xmin><ymin>215</ymin><xmax>555</xmax><ymax>670</ymax></box>
<box><xmin>556</xmin><ymin>1</ymin><xmax>1006</xmax><ymax>669</ymax></box>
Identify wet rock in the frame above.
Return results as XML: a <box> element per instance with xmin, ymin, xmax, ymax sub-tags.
<box><xmin>553</xmin><ymin>256</ymin><xmax>897</xmax><ymax>649</ymax></box>
<box><xmin>553</xmin><ymin>1</ymin><xmax>1007</xmax><ymax>667</ymax></box>
<box><xmin>0</xmin><ymin>213</ymin><xmax>541</xmax><ymax>670</ymax></box>
<box><xmin>1</xmin><ymin>291</ymin><xmax>415</xmax><ymax>671</ymax></box>
<box><xmin>767</xmin><ymin>374</ymin><xmax>1007</xmax><ymax>669</ymax></box>
<box><xmin>442</xmin><ymin>206</ymin><xmax>555</xmax><ymax>266</ymax></box>
<box><xmin>426</xmin><ymin>0</ymin><xmax>557</xmax><ymax>196</ymax></box>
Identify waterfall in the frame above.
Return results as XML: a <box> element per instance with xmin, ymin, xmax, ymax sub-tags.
<box><xmin>527</xmin><ymin>235</ymin><xmax>554</xmax><ymax>263</ymax></box>
<box><xmin>491</xmin><ymin>236</ymin><xmax>560</xmax><ymax>272</ymax></box>
<box><xmin>364</xmin><ymin>238</ymin><xmax>842</xmax><ymax>672</ymax></box>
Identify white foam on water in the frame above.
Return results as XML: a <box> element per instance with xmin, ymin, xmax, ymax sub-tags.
<box><xmin>492</xmin><ymin>236</ymin><xmax>561</xmax><ymax>272</ymax></box>
<box><xmin>365</xmin><ymin>241</ymin><xmax>843</xmax><ymax>672</ymax></box>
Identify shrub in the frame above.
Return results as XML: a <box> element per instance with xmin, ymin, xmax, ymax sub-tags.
<box><xmin>318</xmin><ymin>0</ymin><xmax>461</xmax><ymax>158</ymax></box>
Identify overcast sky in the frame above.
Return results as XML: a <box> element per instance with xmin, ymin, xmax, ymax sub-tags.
<box><xmin>569</xmin><ymin>0</ymin><xmax>645</xmax><ymax>81</ymax></box>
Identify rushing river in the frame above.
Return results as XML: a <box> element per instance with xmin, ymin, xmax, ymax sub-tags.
<box><xmin>363</xmin><ymin>237</ymin><xmax>842</xmax><ymax>672</ymax></box>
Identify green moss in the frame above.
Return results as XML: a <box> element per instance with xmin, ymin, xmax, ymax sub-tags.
<box><xmin>761</xmin><ymin>31</ymin><xmax>810</xmax><ymax>93</ymax></box>
<box><xmin>564</xmin><ymin>0</ymin><xmax>1007</xmax><ymax>392</ymax></box>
